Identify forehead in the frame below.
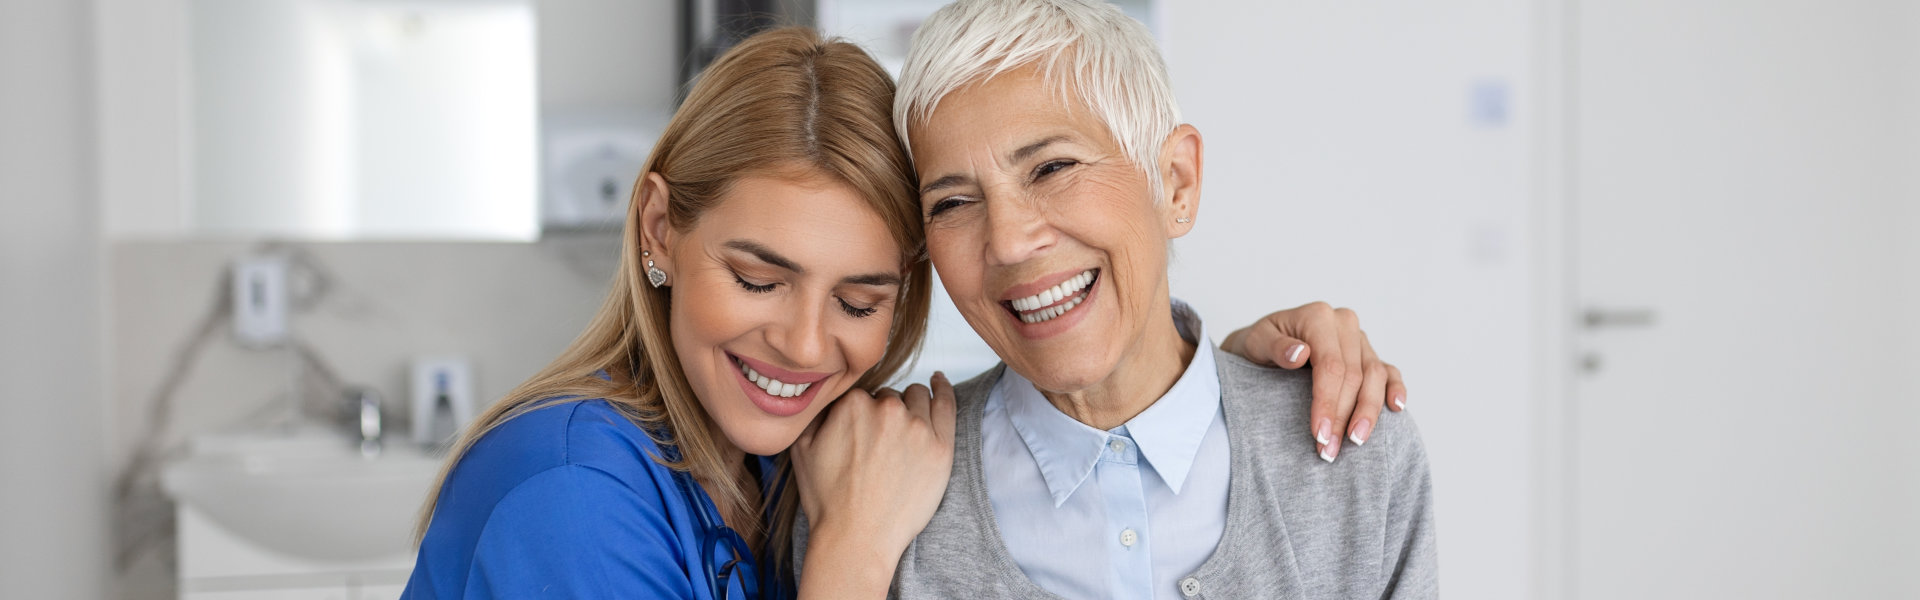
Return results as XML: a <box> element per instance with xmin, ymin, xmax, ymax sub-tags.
<box><xmin>695</xmin><ymin>173</ymin><xmax>903</xmax><ymax>267</ymax></box>
<box><xmin>909</xmin><ymin>65</ymin><xmax>1114</xmax><ymax>160</ymax></box>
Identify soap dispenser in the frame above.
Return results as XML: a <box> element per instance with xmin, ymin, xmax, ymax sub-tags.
<box><xmin>410</xmin><ymin>356</ymin><xmax>475</xmax><ymax>451</ymax></box>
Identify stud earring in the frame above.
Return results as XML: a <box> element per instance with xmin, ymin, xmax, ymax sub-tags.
<box><xmin>1175</xmin><ymin>216</ymin><xmax>1192</xmax><ymax>224</ymax></box>
<box><xmin>644</xmin><ymin>250</ymin><xmax>668</xmax><ymax>288</ymax></box>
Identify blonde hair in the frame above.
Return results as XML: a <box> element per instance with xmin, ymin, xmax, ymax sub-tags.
<box><xmin>415</xmin><ymin>26</ymin><xmax>929</xmax><ymax>576</ymax></box>
<box><xmin>895</xmin><ymin>0</ymin><xmax>1180</xmax><ymax>196</ymax></box>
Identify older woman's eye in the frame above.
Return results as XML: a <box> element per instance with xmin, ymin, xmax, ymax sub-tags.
<box><xmin>1032</xmin><ymin>159</ymin><xmax>1076</xmax><ymax>180</ymax></box>
<box><xmin>837</xmin><ymin>298</ymin><xmax>879</xmax><ymax>318</ymax></box>
<box><xmin>927</xmin><ymin>196</ymin><xmax>972</xmax><ymax>218</ymax></box>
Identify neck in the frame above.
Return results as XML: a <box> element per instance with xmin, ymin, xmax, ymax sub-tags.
<box><xmin>1040</xmin><ymin>299</ymin><xmax>1196</xmax><ymax>430</ymax></box>
<box><xmin>697</xmin><ymin>422</ymin><xmax>760</xmax><ymax>541</ymax></box>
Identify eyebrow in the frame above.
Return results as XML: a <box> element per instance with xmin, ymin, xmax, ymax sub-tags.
<box><xmin>1010</xmin><ymin>135</ymin><xmax>1071</xmax><ymax>163</ymax></box>
<box><xmin>725</xmin><ymin>240</ymin><xmax>800</xmax><ymax>272</ymax></box>
<box><xmin>919</xmin><ymin>174</ymin><xmax>968</xmax><ymax>197</ymax></box>
<box><xmin>723</xmin><ymin>239</ymin><xmax>902</xmax><ymax>287</ymax></box>
<box><xmin>917</xmin><ymin>135</ymin><xmax>1075</xmax><ymax>197</ymax></box>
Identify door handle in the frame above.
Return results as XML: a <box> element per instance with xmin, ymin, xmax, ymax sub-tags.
<box><xmin>1582</xmin><ymin>307</ymin><xmax>1656</xmax><ymax>329</ymax></box>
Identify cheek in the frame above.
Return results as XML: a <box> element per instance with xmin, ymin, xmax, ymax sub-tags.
<box><xmin>929</xmin><ymin>230</ymin><xmax>989</xmax><ymax>302</ymax></box>
<box><xmin>843</xmin><ymin>313</ymin><xmax>897</xmax><ymax>375</ymax></box>
<box><xmin>669</xmin><ymin>277</ymin><xmax>754</xmax><ymax>367</ymax></box>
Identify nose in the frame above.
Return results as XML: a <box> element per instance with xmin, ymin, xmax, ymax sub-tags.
<box><xmin>766</xmin><ymin>295</ymin><xmax>829</xmax><ymax>368</ymax></box>
<box><xmin>983</xmin><ymin>189</ymin><xmax>1055</xmax><ymax>266</ymax></box>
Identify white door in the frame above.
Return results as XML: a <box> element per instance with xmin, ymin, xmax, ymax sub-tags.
<box><xmin>1568</xmin><ymin>1</ymin><xmax>1914</xmax><ymax>598</ymax></box>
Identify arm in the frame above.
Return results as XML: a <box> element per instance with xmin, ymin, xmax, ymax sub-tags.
<box><xmin>790</xmin><ymin>374</ymin><xmax>958</xmax><ymax>599</ymax></box>
<box><xmin>1221</xmin><ymin>302</ymin><xmax>1409</xmax><ymax>461</ymax></box>
<box><xmin>1380</xmin><ymin>416</ymin><xmax>1437</xmax><ymax>598</ymax></box>
<box><xmin>468</xmin><ymin>465</ymin><xmax>695</xmax><ymax>598</ymax></box>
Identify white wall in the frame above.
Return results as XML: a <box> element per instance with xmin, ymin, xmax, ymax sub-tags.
<box><xmin>1900</xmin><ymin>2</ymin><xmax>1920</xmax><ymax>567</ymax></box>
<box><xmin>0</xmin><ymin>0</ymin><xmax>112</xmax><ymax>597</ymax></box>
<box><xmin>536</xmin><ymin>0</ymin><xmax>678</xmax><ymax>117</ymax></box>
<box><xmin>98</xmin><ymin>0</ymin><xmax>679</xmax><ymax>238</ymax></box>
<box><xmin>1161</xmin><ymin>1</ymin><xmax>1537</xmax><ymax>598</ymax></box>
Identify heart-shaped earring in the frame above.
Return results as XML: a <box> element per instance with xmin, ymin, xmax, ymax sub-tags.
<box><xmin>644</xmin><ymin>250</ymin><xmax>668</xmax><ymax>288</ymax></box>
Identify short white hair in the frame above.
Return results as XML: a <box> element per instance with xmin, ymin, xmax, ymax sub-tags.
<box><xmin>895</xmin><ymin>0</ymin><xmax>1182</xmax><ymax>197</ymax></box>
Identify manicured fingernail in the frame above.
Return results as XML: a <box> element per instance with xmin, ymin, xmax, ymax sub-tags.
<box><xmin>1286</xmin><ymin>344</ymin><xmax>1306</xmax><ymax>363</ymax></box>
<box><xmin>1315</xmin><ymin>419</ymin><xmax>1333</xmax><ymax>446</ymax></box>
<box><xmin>1392</xmin><ymin>395</ymin><xmax>1406</xmax><ymax>411</ymax></box>
<box><xmin>1349</xmin><ymin>419</ymin><xmax>1372</xmax><ymax>446</ymax></box>
<box><xmin>1319</xmin><ymin>443</ymin><xmax>1337</xmax><ymax>462</ymax></box>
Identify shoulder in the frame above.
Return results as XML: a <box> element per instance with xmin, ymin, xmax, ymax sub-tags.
<box><xmin>465</xmin><ymin>398</ymin><xmax>673</xmax><ymax>478</ymax></box>
<box><xmin>950</xmin><ymin>365</ymin><xmax>1005</xmax><ymax>409</ymax></box>
<box><xmin>416</xmin><ymin>399</ymin><xmax>694</xmax><ymax>597</ymax></box>
<box><xmin>1210</xmin><ymin>347</ymin><xmax>1427</xmax><ymax>481</ymax></box>
<box><xmin>1211</xmin><ymin>347</ymin><xmax>1315</xmax><ymax>426</ymax></box>
<box><xmin>441</xmin><ymin>398</ymin><xmax>681</xmax><ymax>526</ymax></box>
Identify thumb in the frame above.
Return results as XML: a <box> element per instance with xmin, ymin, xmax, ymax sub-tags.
<box><xmin>930</xmin><ymin>371</ymin><xmax>958</xmax><ymax>444</ymax></box>
<box><xmin>1262</xmin><ymin>336</ymin><xmax>1312</xmax><ymax>369</ymax></box>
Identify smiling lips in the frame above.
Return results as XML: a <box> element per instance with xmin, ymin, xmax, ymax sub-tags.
<box><xmin>1004</xmin><ymin>269</ymin><xmax>1098</xmax><ymax>324</ymax></box>
<box><xmin>733</xmin><ymin>356</ymin><xmax>818</xmax><ymax>398</ymax></box>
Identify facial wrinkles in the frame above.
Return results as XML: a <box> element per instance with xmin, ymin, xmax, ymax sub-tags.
<box><xmin>917</xmin><ymin>68</ymin><xmax>1185</xmax><ymax>408</ymax></box>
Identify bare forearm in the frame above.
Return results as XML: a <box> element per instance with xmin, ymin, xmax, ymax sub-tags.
<box><xmin>796</xmin><ymin>524</ymin><xmax>899</xmax><ymax>599</ymax></box>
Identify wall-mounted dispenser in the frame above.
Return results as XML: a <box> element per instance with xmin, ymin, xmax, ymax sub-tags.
<box><xmin>230</xmin><ymin>254</ymin><xmax>290</xmax><ymax>348</ymax></box>
<box><xmin>410</xmin><ymin>356</ymin><xmax>475</xmax><ymax>450</ymax></box>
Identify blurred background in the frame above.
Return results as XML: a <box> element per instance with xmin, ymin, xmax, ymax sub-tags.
<box><xmin>2</xmin><ymin>0</ymin><xmax>1914</xmax><ymax>598</ymax></box>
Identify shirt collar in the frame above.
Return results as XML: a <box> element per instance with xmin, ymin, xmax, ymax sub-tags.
<box><xmin>993</xmin><ymin>299</ymin><xmax>1223</xmax><ymax>506</ymax></box>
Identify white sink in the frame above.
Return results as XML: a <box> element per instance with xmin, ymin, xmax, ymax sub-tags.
<box><xmin>162</xmin><ymin>425</ymin><xmax>443</xmax><ymax>561</ymax></box>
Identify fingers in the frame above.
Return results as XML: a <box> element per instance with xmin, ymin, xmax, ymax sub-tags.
<box><xmin>1303</xmin><ymin>323</ymin><xmax>1346</xmax><ymax>462</ymax></box>
<box><xmin>1346</xmin><ymin>340</ymin><xmax>1388</xmax><ymax>446</ymax></box>
<box><xmin>794</xmin><ymin>411</ymin><xmax>822</xmax><ymax>457</ymax></box>
<box><xmin>1228</xmin><ymin>311</ymin><xmax>1313</xmax><ymax>367</ymax></box>
<box><xmin>1385</xmin><ymin>364</ymin><xmax>1408</xmax><ymax>412</ymax></box>
<box><xmin>902</xmin><ymin>382</ymin><xmax>933</xmax><ymax>424</ymax></box>
<box><xmin>1267</xmin><ymin>335</ymin><xmax>1311</xmax><ymax>370</ymax></box>
<box><xmin>930</xmin><ymin>371</ymin><xmax>957</xmax><ymax>444</ymax></box>
<box><xmin>1324</xmin><ymin>309</ymin><xmax>1365</xmax><ymax>462</ymax></box>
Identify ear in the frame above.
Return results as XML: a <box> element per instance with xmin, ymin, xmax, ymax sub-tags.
<box><xmin>635</xmin><ymin>172</ymin><xmax>675</xmax><ymax>264</ymax></box>
<box><xmin>1158</xmin><ymin>124</ymin><xmax>1204</xmax><ymax>239</ymax></box>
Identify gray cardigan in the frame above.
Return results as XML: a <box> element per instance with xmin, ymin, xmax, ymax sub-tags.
<box><xmin>795</xmin><ymin>348</ymin><xmax>1438</xmax><ymax>599</ymax></box>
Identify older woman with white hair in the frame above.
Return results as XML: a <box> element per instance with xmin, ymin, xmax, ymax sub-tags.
<box><xmin>794</xmin><ymin>0</ymin><xmax>1437</xmax><ymax>598</ymax></box>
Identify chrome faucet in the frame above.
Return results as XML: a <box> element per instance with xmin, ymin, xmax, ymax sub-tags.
<box><xmin>348</xmin><ymin>386</ymin><xmax>383</xmax><ymax>458</ymax></box>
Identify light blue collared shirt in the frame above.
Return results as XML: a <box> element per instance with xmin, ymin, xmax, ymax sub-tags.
<box><xmin>981</xmin><ymin>300</ymin><xmax>1229</xmax><ymax>600</ymax></box>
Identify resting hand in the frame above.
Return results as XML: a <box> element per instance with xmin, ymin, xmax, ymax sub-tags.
<box><xmin>1220</xmin><ymin>302</ymin><xmax>1407</xmax><ymax>462</ymax></box>
<box><xmin>790</xmin><ymin>373</ymin><xmax>956</xmax><ymax>598</ymax></box>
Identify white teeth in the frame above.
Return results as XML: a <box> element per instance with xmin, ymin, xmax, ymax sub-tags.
<box><xmin>1010</xmin><ymin>270</ymin><xmax>1096</xmax><ymax>313</ymax></box>
<box><xmin>736</xmin><ymin>359</ymin><xmax>812</xmax><ymax>398</ymax></box>
<box><xmin>1018</xmin><ymin>292</ymin><xmax>1087</xmax><ymax>324</ymax></box>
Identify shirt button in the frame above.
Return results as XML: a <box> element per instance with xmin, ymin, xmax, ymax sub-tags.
<box><xmin>1119</xmin><ymin>528</ymin><xmax>1138</xmax><ymax>547</ymax></box>
<box><xmin>1109</xmin><ymin>438</ymin><xmax>1125</xmax><ymax>453</ymax></box>
<box><xmin>1180</xmin><ymin>576</ymin><xmax>1201</xmax><ymax>597</ymax></box>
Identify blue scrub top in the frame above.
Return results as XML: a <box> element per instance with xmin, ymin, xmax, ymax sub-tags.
<box><xmin>402</xmin><ymin>398</ymin><xmax>790</xmax><ymax>599</ymax></box>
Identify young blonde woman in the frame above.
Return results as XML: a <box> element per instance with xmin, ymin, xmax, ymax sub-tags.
<box><xmin>403</xmin><ymin>26</ymin><xmax>1408</xmax><ymax>600</ymax></box>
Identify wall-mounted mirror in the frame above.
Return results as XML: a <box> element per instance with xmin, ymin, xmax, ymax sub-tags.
<box><xmin>188</xmin><ymin>0</ymin><xmax>538</xmax><ymax>240</ymax></box>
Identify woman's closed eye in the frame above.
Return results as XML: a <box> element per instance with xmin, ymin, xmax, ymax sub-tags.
<box><xmin>734</xmin><ymin>273</ymin><xmax>777</xmax><ymax>293</ymax></box>
<box><xmin>926</xmin><ymin>195</ymin><xmax>973</xmax><ymax>219</ymax></box>
<box><xmin>837</xmin><ymin>297</ymin><xmax>879</xmax><ymax>318</ymax></box>
<box><xmin>1031</xmin><ymin>159</ymin><xmax>1077</xmax><ymax>181</ymax></box>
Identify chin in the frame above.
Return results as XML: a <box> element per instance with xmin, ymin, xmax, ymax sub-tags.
<box><xmin>1007</xmin><ymin>352</ymin><xmax>1114</xmax><ymax>394</ymax></box>
<box><xmin>719</xmin><ymin>417</ymin><xmax>806</xmax><ymax>457</ymax></box>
